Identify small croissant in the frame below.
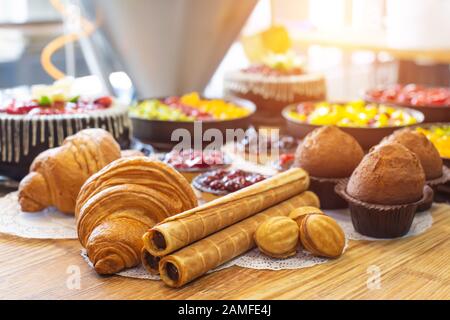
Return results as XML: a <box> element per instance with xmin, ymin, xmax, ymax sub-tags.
<box><xmin>75</xmin><ymin>157</ymin><xmax>198</xmax><ymax>275</ymax></box>
<box><xmin>18</xmin><ymin>128</ymin><xmax>121</xmax><ymax>214</ymax></box>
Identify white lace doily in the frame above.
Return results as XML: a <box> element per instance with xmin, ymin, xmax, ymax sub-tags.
<box><xmin>0</xmin><ymin>192</ymin><xmax>77</xmax><ymax>239</ymax></box>
<box><xmin>81</xmin><ymin>249</ymin><xmax>160</xmax><ymax>280</ymax></box>
<box><xmin>81</xmin><ymin>243</ymin><xmax>344</xmax><ymax>281</ymax></box>
<box><xmin>325</xmin><ymin>208</ymin><xmax>433</xmax><ymax>241</ymax></box>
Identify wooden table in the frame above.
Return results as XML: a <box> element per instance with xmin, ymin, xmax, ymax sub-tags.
<box><xmin>0</xmin><ymin>202</ymin><xmax>449</xmax><ymax>300</ymax></box>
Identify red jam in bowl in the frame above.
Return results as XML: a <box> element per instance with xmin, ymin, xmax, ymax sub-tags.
<box><xmin>193</xmin><ymin>169</ymin><xmax>267</xmax><ymax>194</ymax></box>
<box><xmin>366</xmin><ymin>84</ymin><xmax>450</xmax><ymax>107</ymax></box>
<box><xmin>0</xmin><ymin>96</ymin><xmax>113</xmax><ymax>115</ymax></box>
<box><xmin>164</xmin><ymin>149</ymin><xmax>229</xmax><ymax>171</ymax></box>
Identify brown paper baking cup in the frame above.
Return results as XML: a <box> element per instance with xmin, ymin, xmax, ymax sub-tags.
<box><xmin>310</xmin><ymin>176</ymin><xmax>348</xmax><ymax>210</ymax></box>
<box><xmin>418</xmin><ymin>166</ymin><xmax>450</xmax><ymax>211</ymax></box>
<box><xmin>335</xmin><ymin>180</ymin><xmax>430</xmax><ymax>238</ymax></box>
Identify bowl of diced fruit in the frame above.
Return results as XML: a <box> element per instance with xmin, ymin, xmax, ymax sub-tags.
<box><xmin>130</xmin><ymin>92</ymin><xmax>255</xmax><ymax>150</ymax></box>
<box><xmin>365</xmin><ymin>84</ymin><xmax>450</xmax><ymax>123</ymax></box>
<box><xmin>283</xmin><ymin>100</ymin><xmax>424</xmax><ymax>150</ymax></box>
<box><xmin>413</xmin><ymin>123</ymin><xmax>450</xmax><ymax>167</ymax></box>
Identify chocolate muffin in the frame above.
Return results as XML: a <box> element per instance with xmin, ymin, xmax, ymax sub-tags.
<box><xmin>336</xmin><ymin>142</ymin><xmax>428</xmax><ymax>238</ymax></box>
<box><xmin>294</xmin><ymin>126</ymin><xmax>364</xmax><ymax>209</ymax></box>
<box><xmin>382</xmin><ymin>128</ymin><xmax>443</xmax><ymax>180</ymax></box>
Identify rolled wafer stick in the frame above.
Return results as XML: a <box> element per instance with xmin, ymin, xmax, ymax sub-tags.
<box><xmin>143</xmin><ymin>168</ymin><xmax>309</xmax><ymax>257</ymax></box>
<box><xmin>158</xmin><ymin>191</ymin><xmax>320</xmax><ymax>288</ymax></box>
<box><xmin>141</xmin><ymin>248</ymin><xmax>161</xmax><ymax>275</ymax></box>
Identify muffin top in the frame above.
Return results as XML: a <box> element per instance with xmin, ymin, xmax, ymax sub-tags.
<box><xmin>294</xmin><ymin>126</ymin><xmax>364</xmax><ymax>178</ymax></box>
<box><xmin>382</xmin><ymin>128</ymin><xmax>443</xmax><ymax>180</ymax></box>
<box><xmin>347</xmin><ymin>142</ymin><xmax>425</xmax><ymax>205</ymax></box>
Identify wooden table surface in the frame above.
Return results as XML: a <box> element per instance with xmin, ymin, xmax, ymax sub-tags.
<box><xmin>0</xmin><ymin>202</ymin><xmax>449</xmax><ymax>300</ymax></box>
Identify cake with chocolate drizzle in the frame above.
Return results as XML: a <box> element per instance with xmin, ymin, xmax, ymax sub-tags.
<box><xmin>0</xmin><ymin>79</ymin><xmax>131</xmax><ymax>180</ymax></box>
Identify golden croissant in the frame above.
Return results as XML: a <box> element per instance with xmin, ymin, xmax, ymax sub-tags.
<box><xmin>75</xmin><ymin>157</ymin><xmax>198</xmax><ymax>275</ymax></box>
<box><xmin>18</xmin><ymin>128</ymin><xmax>121</xmax><ymax>214</ymax></box>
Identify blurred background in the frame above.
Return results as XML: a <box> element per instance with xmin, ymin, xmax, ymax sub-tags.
<box><xmin>0</xmin><ymin>0</ymin><xmax>449</xmax><ymax>101</ymax></box>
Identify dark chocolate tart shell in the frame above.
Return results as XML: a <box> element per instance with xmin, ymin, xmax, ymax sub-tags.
<box><xmin>0</xmin><ymin>107</ymin><xmax>131</xmax><ymax>181</ymax></box>
<box><xmin>417</xmin><ymin>166</ymin><xmax>450</xmax><ymax>212</ymax></box>
<box><xmin>309</xmin><ymin>176</ymin><xmax>348</xmax><ymax>210</ymax></box>
<box><xmin>335</xmin><ymin>180</ymin><xmax>430</xmax><ymax>238</ymax></box>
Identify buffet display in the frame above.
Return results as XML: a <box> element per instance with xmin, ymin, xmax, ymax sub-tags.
<box><xmin>0</xmin><ymin>0</ymin><xmax>448</xmax><ymax>300</ymax></box>
<box><xmin>0</xmin><ymin>69</ymin><xmax>449</xmax><ymax>291</ymax></box>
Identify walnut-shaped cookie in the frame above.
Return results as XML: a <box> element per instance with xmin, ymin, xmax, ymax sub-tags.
<box><xmin>254</xmin><ymin>216</ymin><xmax>299</xmax><ymax>259</ymax></box>
<box><xmin>300</xmin><ymin>214</ymin><xmax>345</xmax><ymax>258</ymax></box>
<box><xmin>288</xmin><ymin>206</ymin><xmax>324</xmax><ymax>228</ymax></box>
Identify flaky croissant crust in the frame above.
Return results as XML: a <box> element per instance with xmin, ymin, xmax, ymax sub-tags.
<box><xmin>18</xmin><ymin>128</ymin><xmax>121</xmax><ymax>214</ymax></box>
<box><xmin>75</xmin><ymin>157</ymin><xmax>198</xmax><ymax>274</ymax></box>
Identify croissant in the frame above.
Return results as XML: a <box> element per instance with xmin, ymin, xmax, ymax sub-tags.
<box><xmin>18</xmin><ymin>128</ymin><xmax>121</xmax><ymax>214</ymax></box>
<box><xmin>75</xmin><ymin>157</ymin><xmax>198</xmax><ymax>275</ymax></box>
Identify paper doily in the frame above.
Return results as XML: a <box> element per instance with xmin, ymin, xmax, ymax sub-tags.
<box><xmin>326</xmin><ymin>208</ymin><xmax>433</xmax><ymax>241</ymax></box>
<box><xmin>0</xmin><ymin>192</ymin><xmax>77</xmax><ymax>239</ymax></box>
<box><xmin>81</xmin><ymin>249</ymin><xmax>160</xmax><ymax>280</ymax></box>
<box><xmin>81</xmin><ymin>243</ymin><xmax>345</xmax><ymax>281</ymax></box>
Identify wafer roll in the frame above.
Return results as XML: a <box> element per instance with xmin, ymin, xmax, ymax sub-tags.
<box><xmin>141</xmin><ymin>248</ymin><xmax>161</xmax><ymax>275</ymax></box>
<box><xmin>158</xmin><ymin>191</ymin><xmax>319</xmax><ymax>287</ymax></box>
<box><xmin>143</xmin><ymin>168</ymin><xmax>309</xmax><ymax>257</ymax></box>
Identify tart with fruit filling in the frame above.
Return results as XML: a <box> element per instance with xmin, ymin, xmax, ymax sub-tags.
<box><xmin>287</xmin><ymin>100</ymin><xmax>418</xmax><ymax>128</ymax></box>
<box><xmin>192</xmin><ymin>169</ymin><xmax>267</xmax><ymax>202</ymax></box>
<box><xmin>224</xmin><ymin>52</ymin><xmax>326</xmax><ymax>127</ymax></box>
<box><xmin>366</xmin><ymin>84</ymin><xmax>450</xmax><ymax>107</ymax></box>
<box><xmin>163</xmin><ymin>148</ymin><xmax>232</xmax><ymax>182</ymax></box>
<box><xmin>0</xmin><ymin>79</ymin><xmax>131</xmax><ymax>180</ymax></box>
<box><xmin>365</xmin><ymin>84</ymin><xmax>450</xmax><ymax>122</ymax></box>
<box><xmin>130</xmin><ymin>92</ymin><xmax>250</xmax><ymax>122</ymax></box>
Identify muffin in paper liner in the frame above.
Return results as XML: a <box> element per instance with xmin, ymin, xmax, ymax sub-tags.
<box><xmin>418</xmin><ymin>166</ymin><xmax>450</xmax><ymax>212</ymax></box>
<box><xmin>309</xmin><ymin>176</ymin><xmax>348</xmax><ymax>210</ymax></box>
<box><xmin>335</xmin><ymin>180</ymin><xmax>430</xmax><ymax>238</ymax></box>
